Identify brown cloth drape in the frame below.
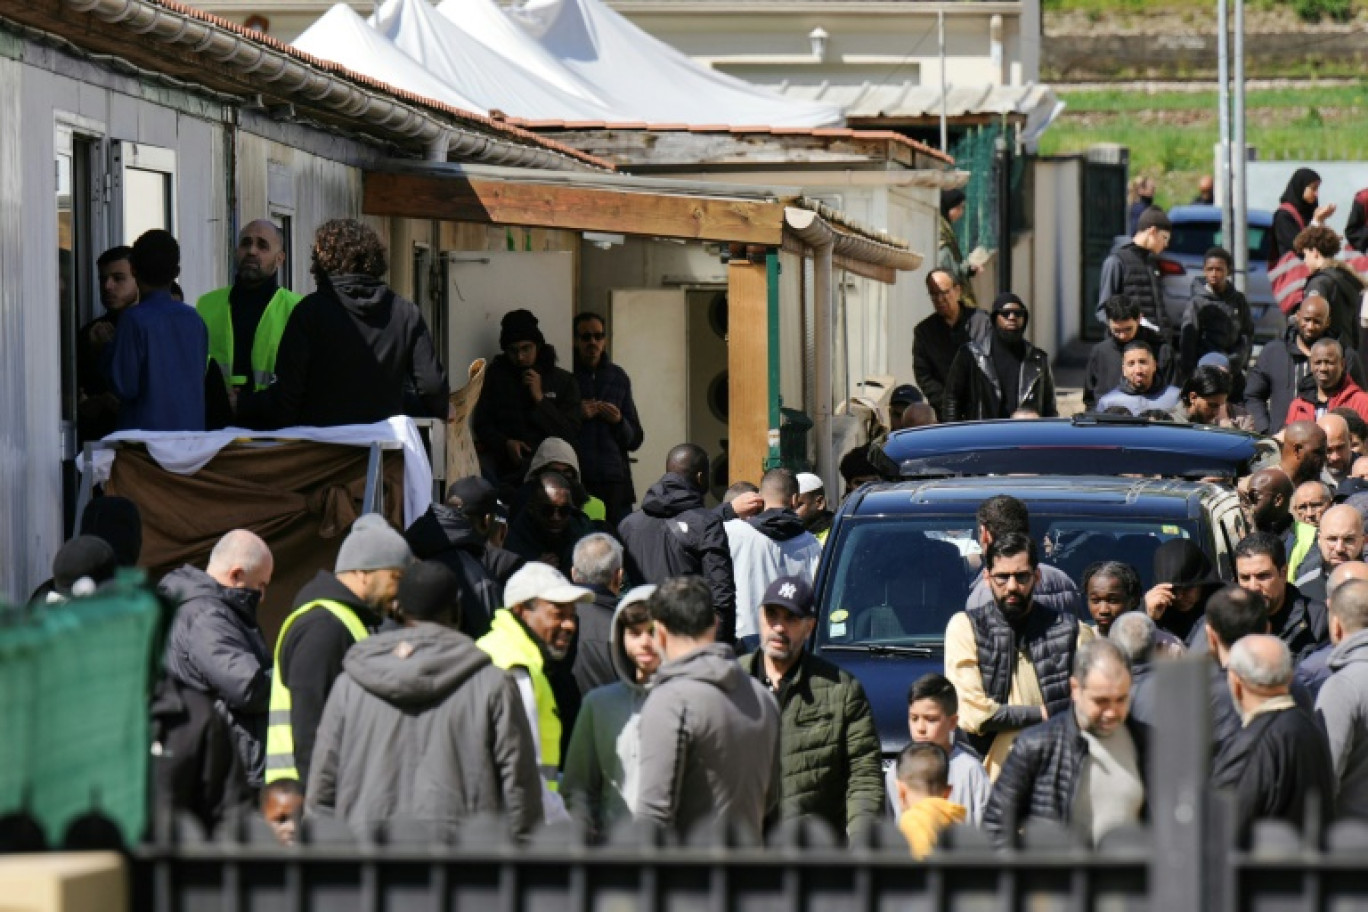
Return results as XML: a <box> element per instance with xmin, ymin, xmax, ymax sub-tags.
<box><xmin>106</xmin><ymin>441</ymin><xmax>404</xmax><ymax>646</ymax></box>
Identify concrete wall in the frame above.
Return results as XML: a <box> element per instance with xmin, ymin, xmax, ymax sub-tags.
<box><xmin>1032</xmin><ymin>156</ymin><xmax>1083</xmax><ymax>355</ymax></box>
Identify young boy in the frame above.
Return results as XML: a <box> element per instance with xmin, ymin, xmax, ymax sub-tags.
<box><xmin>885</xmin><ymin>673</ymin><xmax>992</xmax><ymax>824</ymax></box>
<box><xmin>894</xmin><ymin>743</ymin><xmax>966</xmax><ymax>859</ymax></box>
<box><xmin>561</xmin><ymin>585</ymin><xmax>661</xmax><ymax>839</ymax></box>
<box><xmin>260</xmin><ymin>778</ymin><xmax>303</xmax><ymax>846</ymax></box>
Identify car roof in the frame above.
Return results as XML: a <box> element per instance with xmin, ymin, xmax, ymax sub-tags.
<box><xmin>875</xmin><ymin>416</ymin><xmax>1259</xmax><ymax>480</ymax></box>
<box><xmin>1167</xmin><ymin>204</ymin><xmax>1273</xmax><ymax>226</ymax></box>
<box><xmin>847</xmin><ymin>475</ymin><xmax>1230</xmax><ymax>518</ymax></box>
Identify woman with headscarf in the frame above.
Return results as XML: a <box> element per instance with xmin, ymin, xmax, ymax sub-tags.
<box><xmin>1270</xmin><ymin>168</ymin><xmax>1336</xmax><ymax>267</ymax></box>
<box><xmin>938</xmin><ymin>188</ymin><xmax>978</xmax><ymax>308</ymax></box>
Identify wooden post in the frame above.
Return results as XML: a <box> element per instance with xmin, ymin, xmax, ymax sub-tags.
<box><xmin>728</xmin><ymin>259</ymin><xmax>772</xmax><ymax>487</ymax></box>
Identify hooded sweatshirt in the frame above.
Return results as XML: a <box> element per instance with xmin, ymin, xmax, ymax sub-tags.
<box><xmin>473</xmin><ymin>348</ymin><xmax>582</xmax><ymax>482</ymax></box>
<box><xmin>1315</xmin><ymin>627</ymin><xmax>1368</xmax><ymax>818</ymax></box>
<box><xmin>619</xmin><ymin>474</ymin><xmax>738</xmax><ymax>641</ymax></box>
<box><xmin>636</xmin><ymin>642</ymin><xmax>781</xmax><ymax>838</ymax></box>
<box><xmin>898</xmin><ymin>796</ymin><xmax>966</xmax><ymax>859</ymax></box>
<box><xmin>305</xmin><ymin>623</ymin><xmax>542</xmax><ymax>838</ymax></box>
<box><xmin>561</xmin><ymin>598</ymin><xmax>653</xmax><ymax>836</ymax></box>
<box><xmin>237</xmin><ymin>274</ymin><xmax>448</xmax><ymax>429</ymax></box>
<box><xmin>724</xmin><ymin>508</ymin><xmax>823</xmax><ymax>640</ymax></box>
<box><xmin>404</xmin><ymin>504</ymin><xmax>500</xmax><ymax>639</ymax></box>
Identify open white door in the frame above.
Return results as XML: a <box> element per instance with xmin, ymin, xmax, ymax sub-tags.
<box><xmin>610</xmin><ymin>289</ymin><xmax>688</xmax><ymax>490</ymax></box>
<box><xmin>444</xmin><ymin>251</ymin><xmax>575</xmax><ymax>378</ymax></box>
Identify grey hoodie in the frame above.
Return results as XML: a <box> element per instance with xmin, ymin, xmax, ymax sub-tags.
<box><xmin>1315</xmin><ymin>628</ymin><xmax>1368</xmax><ymax>818</ymax></box>
<box><xmin>305</xmin><ymin>623</ymin><xmax>542</xmax><ymax>838</ymax></box>
<box><xmin>636</xmin><ymin>642</ymin><xmax>781</xmax><ymax>839</ymax></box>
<box><xmin>561</xmin><ymin>598</ymin><xmax>652</xmax><ymax>836</ymax></box>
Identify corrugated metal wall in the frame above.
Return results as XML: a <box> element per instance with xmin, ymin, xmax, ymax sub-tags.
<box><xmin>0</xmin><ymin>53</ymin><xmax>30</xmax><ymax>605</ymax></box>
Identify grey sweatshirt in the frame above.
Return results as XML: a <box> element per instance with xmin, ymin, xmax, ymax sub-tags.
<box><xmin>635</xmin><ymin>642</ymin><xmax>781</xmax><ymax>839</ymax></box>
<box><xmin>561</xmin><ymin>598</ymin><xmax>652</xmax><ymax>837</ymax></box>
<box><xmin>1316</xmin><ymin>628</ymin><xmax>1368</xmax><ymax>818</ymax></box>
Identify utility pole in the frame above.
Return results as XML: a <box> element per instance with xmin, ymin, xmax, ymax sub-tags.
<box><xmin>1217</xmin><ymin>0</ymin><xmax>1233</xmax><ymax>258</ymax></box>
<box><xmin>1232</xmin><ymin>0</ymin><xmax>1249</xmax><ymax>293</ymax></box>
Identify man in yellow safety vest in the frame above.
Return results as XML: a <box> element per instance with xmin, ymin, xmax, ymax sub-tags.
<box><xmin>478</xmin><ymin>561</ymin><xmax>591</xmax><ymax>822</ymax></box>
<box><xmin>264</xmin><ymin>514</ymin><xmax>412</xmax><ymax>787</ymax></box>
<box><xmin>196</xmin><ymin>219</ymin><xmax>302</xmax><ymax>394</ymax></box>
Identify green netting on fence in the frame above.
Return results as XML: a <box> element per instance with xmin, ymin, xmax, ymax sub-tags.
<box><xmin>0</xmin><ymin>571</ymin><xmax>160</xmax><ymax>845</ymax></box>
<box><xmin>950</xmin><ymin>122</ymin><xmax>1025</xmax><ymax>254</ymax></box>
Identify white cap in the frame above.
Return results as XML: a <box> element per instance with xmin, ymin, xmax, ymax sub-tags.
<box><xmin>796</xmin><ymin>472</ymin><xmax>825</xmax><ymax>495</ymax></box>
<box><xmin>504</xmin><ymin>561</ymin><xmax>594</xmax><ymax>608</ymax></box>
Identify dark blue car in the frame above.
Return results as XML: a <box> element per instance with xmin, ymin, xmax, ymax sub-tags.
<box><xmin>815</xmin><ymin>418</ymin><xmax>1255</xmax><ymax>759</ymax></box>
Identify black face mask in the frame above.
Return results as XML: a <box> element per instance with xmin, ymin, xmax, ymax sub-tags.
<box><xmin>238</xmin><ymin>587</ymin><xmax>264</xmax><ymax>614</ymax></box>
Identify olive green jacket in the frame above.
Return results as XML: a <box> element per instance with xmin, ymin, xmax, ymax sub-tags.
<box><xmin>740</xmin><ymin>650</ymin><xmax>884</xmax><ymax>836</ymax></box>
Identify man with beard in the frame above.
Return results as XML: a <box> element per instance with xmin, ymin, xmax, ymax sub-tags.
<box><xmin>942</xmin><ymin>293</ymin><xmax>1057</xmax><ymax>423</ymax></box>
<box><xmin>478</xmin><ymin>562</ymin><xmax>593</xmax><ymax>823</ymax></box>
<box><xmin>1320</xmin><ymin>413</ymin><xmax>1356</xmax><ymax>486</ymax></box>
<box><xmin>196</xmin><ymin>220</ymin><xmax>302</xmax><ymax>396</ymax></box>
<box><xmin>474</xmin><ymin>308</ymin><xmax>582</xmax><ymax>490</ymax></box>
<box><xmin>725</xmin><ymin>468</ymin><xmax>822</xmax><ymax>649</ymax></box>
<box><xmin>984</xmin><ymin>639</ymin><xmax>1145</xmax><ymax>847</ymax></box>
<box><xmin>505</xmin><ymin>472</ymin><xmax>594</xmax><ymax>572</ymax></box>
<box><xmin>1296</xmin><ymin>504</ymin><xmax>1365</xmax><ymax>605</ymax></box>
<box><xmin>1085</xmin><ymin>295</ymin><xmax>1175</xmax><ymax>411</ymax></box>
<box><xmin>794</xmin><ymin>473</ymin><xmax>835</xmax><ymax>544</ymax></box>
<box><xmin>739</xmin><ymin>576</ymin><xmax>883</xmax><ymax>837</ymax></box>
<box><xmin>1242</xmin><ymin>468</ymin><xmax>1318</xmax><ymax>581</ymax></box>
<box><xmin>945</xmin><ymin>532</ymin><xmax>1094</xmax><ymax>779</ymax></box>
<box><xmin>913</xmin><ymin>269</ymin><xmax>991</xmax><ymax>420</ymax></box>
<box><xmin>1097</xmin><ymin>341</ymin><xmax>1182</xmax><ymax>416</ymax></box>
<box><xmin>77</xmin><ymin>246</ymin><xmax>140</xmax><ymax>441</ymax></box>
<box><xmin>1245</xmin><ymin>294</ymin><xmax>1366</xmax><ymax>434</ymax></box>
<box><xmin>1287</xmin><ymin>338</ymin><xmax>1368</xmax><ymax>426</ymax></box>
<box><xmin>1234</xmin><ymin>532</ymin><xmax>1329</xmax><ymax>664</ymax></box>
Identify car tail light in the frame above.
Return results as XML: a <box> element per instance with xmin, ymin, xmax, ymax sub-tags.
<box><xmin>1158</xmin><ymin>258</ymin><xmax>1186</xmax><ymax>277</ymax></box>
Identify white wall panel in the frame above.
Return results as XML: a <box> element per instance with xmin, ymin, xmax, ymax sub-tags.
<box><xmin>0</xmin><ymin>54</ymin><xmax>30</xmax><ymax>604</ymax></box>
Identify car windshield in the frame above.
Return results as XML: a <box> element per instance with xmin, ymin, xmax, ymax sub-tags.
<box><xmin>817</xmin><ymin>515</ymin><xmax>1198</xmax><ymax>647</ymax></box>
<box><xmin>1168</xmin><ymin>220</ymin><xmax>1270</xmax><ymax>261</ymax></box>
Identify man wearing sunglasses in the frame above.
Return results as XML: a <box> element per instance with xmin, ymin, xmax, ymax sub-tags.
<box><xmin>572</xmin><ymin>312</ymin><xmax>643</xmax><ymax>529</ymax></box>
<box><xmin>942</xmin><ymin>293</ymin><xmax>1057</xmax><ymax>423</ymax></box>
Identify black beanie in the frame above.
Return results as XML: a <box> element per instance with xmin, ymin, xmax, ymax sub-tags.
<box><xmin>991</xmin><ymin>292</ymin><xmax>1030</xmax><ymax>333</ymax></box>
<box><xmin>52</xmin><ymin>536</ymin><xmax>118</xmax><ymax>596</ymax></box>
<box><xmin>499</xmin><ymin>309</ymin><xmax>545</xmax><ymax>350</ymax></box>
<box><xmin>1137</xmin><ymin>206</ymin><xmax>1172</xmax><ymax>234</ymax></box>
<box><xmin>397</xmin><ymin>560</ymin><xmax>464</xmax><ymax>624</ymax></box>
<box><xmin>79</xmin><ymin>496</ymin><xmax>142</xmax><ymax>567</ymax></box>
<box><xmin>941</xmin><ymin>188</ymin><xmax>967</xmax><ymax>219</ymax></box>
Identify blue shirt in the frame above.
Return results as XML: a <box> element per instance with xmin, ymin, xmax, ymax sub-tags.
<box><xmin>104</xmin><ymin>289</ymin><xmax>208</xmax><ymax>432</ymax></box>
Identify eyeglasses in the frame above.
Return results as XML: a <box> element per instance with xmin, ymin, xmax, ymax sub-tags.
<box><xmin>540</xmin><ymin>505</ymin><xmax>573</xmax><ymax>518</ymax></box>
<box><xmin>989</xmin><ymin>571</ymin><xmax>1034</xmax><ymax>586</ymax></box>
<box><xmin>577</xmin><ymin>332</ymin><xmax>606</xmax><ymax>342</ymax></box>
<box><xmin>997</xmin><ymin>310</ymin><xmax>1027</xmax><ymax>321</ymax></box>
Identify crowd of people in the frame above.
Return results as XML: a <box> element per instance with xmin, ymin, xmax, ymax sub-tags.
<box><xmin>40</xmin><ymin>182</ymin><xmax>1368</xmax><ymax>859</ymax></box>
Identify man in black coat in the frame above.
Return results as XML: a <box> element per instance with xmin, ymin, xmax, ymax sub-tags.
<box><xmin>237</xmin><ymin>219</ymin><xmax>448</xmax><ymax>429</ymax></box>
<box><xmin>569</xmin><ymin>532</ymin><xmax>624</xmax><ymax>694</ymax></box>
<box><xmin>942</xmin><ymin>293</ymin><xmax>1057</xmax><ymax>422</ymax></box>
<box><xmin>474</xmin><ymin>309</ymin><xmax>582</xmax><ymax>491</ymax></box>
<box><xmin>1085</xmin><ymin>295</ymin><xmax>1176</xmax><ymax>410</ymax></box>
<box><xmin>913</xmin><ymin>269</ymin><xmax>991</xmax><ymax>420</ymax></box>
<box><xmin>158</xmin><ymin>530</ymin><xmax>274</xmax><ymax>787</ymax></box>
<box><xmin>1244</xmin><ymin>294</ymin><xmax>1365</xmax><ymax>434</ymax></box>
<box><xmin>618</xmin><ymin>443</ymin><xmax>738</xmax><ymax>642</ymax></box>
<box><xmin>572</xmin><ymin>312</ymin><xmax>643</xmax><ymax>529</ymax></box>
<box><xmin>1233</xmin><ymin>531</ymin><xmax>1329</xmax><ymax>664</ymax></box>
<box><xmin>984</xmin><ymin>639</ymin><xmax>1147</xmax><ymax>847</ymax></box>
<box><xmin>1096</xmin><ymin>206</ymin><xmax>1173</xmax><ymax>342</ymax></box>
<box><xmin>1211</xmin><ymin>634</ymin><xmax>1335</xmax><ymax>842</ymax></box>
<box><xmin>404</xmin><ymin>492</ymin><xmax>502</xmax><ymax>640</ymax></box>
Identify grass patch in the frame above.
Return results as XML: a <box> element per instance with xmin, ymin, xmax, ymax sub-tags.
<box><xmin>1059</xmin><ymin>83</ymin><xmax>1368</xmax><ymax>113</ymax></box>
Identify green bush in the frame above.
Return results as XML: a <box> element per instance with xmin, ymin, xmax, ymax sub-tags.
<box><xmin>1291</xmin><ymin>0</ymin><xmax>1354</xmax><ymax>23</ymax></box>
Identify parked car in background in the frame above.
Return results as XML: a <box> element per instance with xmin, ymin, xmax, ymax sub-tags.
<box><xmin>820</xmin><ymin>417</ymin><xmax>1257</xmax><ymax>760</ymax></box>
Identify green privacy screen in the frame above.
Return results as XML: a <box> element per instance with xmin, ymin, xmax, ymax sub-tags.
<box><xmin>0</xmin><ymin>572</ymin><xmax>160</xmax><ymax>845</ymax></box>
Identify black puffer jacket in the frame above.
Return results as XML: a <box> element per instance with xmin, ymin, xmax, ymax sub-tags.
<box><xmin>1269</xmin><ymin>582</ymin><xmax>1329</xmax><ymax>664</ymax></box>
<box><xmin>238</xmin><ymin>274</ymin><xmax>449</xmax><ymax>429</ymax></box>
<box><xmin>404</xmin><ymin>504</ymin><xmax>501</xmax><ymax>639</ymax></box>
<box><xmin>983</xmin><ymin>707</ymin><xmax>1149</xmax><ymax>846</ymax></box>
<box><xmin>1244</xmin><ymin>325</ymin><xmax>1366</xmax><ymax>434</ymax></box>
<box><xmin>158</xmin><ymin>564</ymin><xmax>270</xmax><ymax>786</ymax></box>
<box><xmin>618</xmin><ymin>473</ymin><xmax>737</xmax><ymax>642</ymax></box>
<box><xmin>942</xmin><ymin>336</ymin><xmax>1057</xmax><ymax>422</ymax></box>
<box><xmin>473</xmin><ymin>348</ymin><xmax>581</xmax><ymax>483</ymax></box>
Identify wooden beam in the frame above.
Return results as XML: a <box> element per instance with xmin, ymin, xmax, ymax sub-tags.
<box><xmin>364</xmin><ymin>171</ymin><xmax>784</xmax><ymax>244</ymax></box>
<box><xmin>728</xmin><ymin>261</ymin><xmax>771</xmax><ymax>487</ymax></box>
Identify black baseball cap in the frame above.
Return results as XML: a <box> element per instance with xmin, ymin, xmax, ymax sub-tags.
<box><xmin>890</xmin><ymin>384</ymin><xmax>924</xmax><ymax>406</ymax></box>
<box><xmin>761</xmin><ymin>575</ymin><xmax>815</xmax><ymax>618</ymax></box>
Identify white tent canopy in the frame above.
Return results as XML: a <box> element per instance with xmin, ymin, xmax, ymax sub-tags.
<box><xmin>497</xmin><ymin>0</ymin><xmax>843</xmax><ymax>127</ymax></box>
<box><xmin>292</xmin><ymin>4</ymin><xmax>487</xmax><ymax>115</ymax></box>
<box><xmin>370</xmin><ymin>0</ymin><xmax>619</xmax><ymax>122</ymax></box>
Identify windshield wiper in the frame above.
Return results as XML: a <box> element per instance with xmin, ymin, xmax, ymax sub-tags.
<box><xmin>822</xmin><ymin>643</ymin><xmax>939</xmax><ymax>657</ymax></box>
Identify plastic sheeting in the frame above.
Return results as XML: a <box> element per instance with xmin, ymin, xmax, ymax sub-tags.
<box><xmin>370</xmin><ymin>0</ymin><xmax>619</xmax><ymax>122</ymax></box>
<box><xmin>496</xmin><ymin>0</ymin><xmax>844</xmax><ymax>127</ymax></box>
<box><xmin>292</xmin><ymin>4</ymin><xmax>487</xmax><ymax>115</ymax></box>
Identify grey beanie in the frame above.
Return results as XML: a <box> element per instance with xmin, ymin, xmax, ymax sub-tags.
<box><xmin>335</xmin><ymin>514</ymin><xmax>413</xmax><ymax>573</ymax></box>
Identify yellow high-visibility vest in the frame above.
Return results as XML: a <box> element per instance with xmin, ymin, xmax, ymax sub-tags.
<box><xmin>477</xmin><ymin>609</ymin><xmax>562</xmax><ymax>789</ymax></box>
<box><xmin>196</xmin><ymin>285</ymin><xmax>302</xmax><ymax>390</ymax></box>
